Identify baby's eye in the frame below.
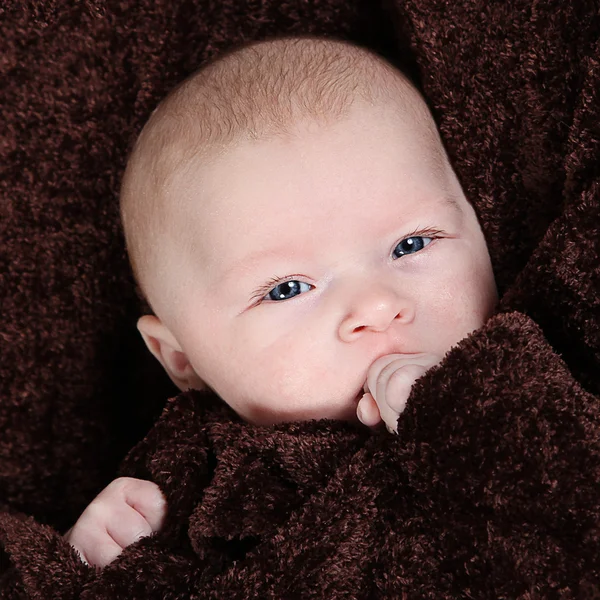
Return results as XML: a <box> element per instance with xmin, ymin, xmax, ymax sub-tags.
<box><xmin>393</xmin><ymin>236</ymin><xmax>433</xmax><ymax>258</ymax></box>
<box><xmin>265</xmin><ymin>280</ymin><xmax>313</xmax><ymax>302</ymax></box>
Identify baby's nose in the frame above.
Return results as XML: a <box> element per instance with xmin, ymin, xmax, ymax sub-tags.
<box><xmin>338</xmin><ymin>283</ymin><xmax>414</xmax><ymax>342</ymax></box>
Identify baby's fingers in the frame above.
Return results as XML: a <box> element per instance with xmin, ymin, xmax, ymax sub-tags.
<box><xmin>356</xmin><ymin>392</ymin><xmax>382</xmax><ymax>428</ymax></box>
<box><xmin>66</xmin><ymin>518</ymin><xmax>127</xmax><ymax>568</ymax></box>
<box><xmin>371</xmin><ymin>360</ymin><xmax>426</xmax><ymax>410</ymax></box>
<box><xmin>103</xmin><ymin>502</ymin><xmax>158</xmax><ymax>549</ymax></box>
<box><xmin>369</xmin><ymin>361</ymin><xmax>428</xmax><ymax>433</ymax></box>
<box><xmin>108</xmin><ymin>477</ymin><xmax>167</xmax><ymax>532</ymax></box>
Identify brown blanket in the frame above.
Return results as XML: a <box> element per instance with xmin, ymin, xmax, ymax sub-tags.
<box><xmin>1</xmin><ymin>0</ymin><xmax>598</xmax><ymax>597</ymax></box>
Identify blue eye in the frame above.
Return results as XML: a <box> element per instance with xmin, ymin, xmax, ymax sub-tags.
<box><xmin>265</xmin><ymin>280</ymin><xmax>313</xmax><ymax>301</ymax></box>
<box><xmin>393</xmin><ymin>236</ymin><xmax>433</xmax><ymax>258</ymax></box>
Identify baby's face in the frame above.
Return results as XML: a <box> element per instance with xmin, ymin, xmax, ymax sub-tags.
<box><xmin>153</xmin><ymin>101</ymin><xmax>498</xmax><ymax>425</ymax></box>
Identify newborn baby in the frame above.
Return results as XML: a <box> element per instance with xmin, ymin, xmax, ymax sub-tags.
<box><xmin>66</xmin><ymin>35</ymin><xmax>498</xmax><ymax>567</ymax></box>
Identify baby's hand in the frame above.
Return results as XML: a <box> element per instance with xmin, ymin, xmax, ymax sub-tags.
<box><xmin>357</xmin><ymin>353</ymin><xmax>442</xmax><ymax>433</ymax></box>
<box><xmin>65</xmin><ymin>477</ymin><xmax>166</xmax><ymax>568</ymax></box>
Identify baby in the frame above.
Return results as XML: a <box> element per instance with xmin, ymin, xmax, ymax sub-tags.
<box><xmin>66</xmin><ymin>36</ymin><xmax>498</xmax><ymax>567</ymax></box>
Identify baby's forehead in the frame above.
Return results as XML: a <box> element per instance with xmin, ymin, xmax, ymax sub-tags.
<box><xmin>175</xmin><ymin>105</ymin><xmax>449</xmax><ymax>221</ymax></box>
<box><xmin>151</xmin><ymin>96</ymin><xmax>448</xmax><ymax>249</ymax></box>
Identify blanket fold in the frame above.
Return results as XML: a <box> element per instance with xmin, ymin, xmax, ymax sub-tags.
<box><xmin>1</xmin><ymin>313</ymin><xmax>598</xmax><ymax>598</ymax></box>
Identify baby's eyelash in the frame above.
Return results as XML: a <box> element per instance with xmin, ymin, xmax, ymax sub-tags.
<box><xmin>250</xmin><ymin>275</ymin><xmax>305</xmax><ymax>305</ymax></box>
<box><xmin>401</xmin><ymin>226</ymin><xmax>446</xmax><ymax>240</ymax></box>
<box><xmin>390</xmin><ymin>226</ymin><xmax>447</xmax><ymax>259</ymax></box>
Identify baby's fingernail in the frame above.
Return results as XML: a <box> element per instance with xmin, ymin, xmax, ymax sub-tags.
<box><xmin>356</xmin><ymin>398</ymin><xmax>366</xmax><ymax>424</ymax></box>
<box><xmin>357</xmin><ymin>395</ymin><xmax>374</xmax><ymax>425</ymax></box>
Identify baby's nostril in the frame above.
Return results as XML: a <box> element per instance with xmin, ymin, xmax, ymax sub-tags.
<box><xmin>353</xmin><ymin>325</ymin><xmax>366</xmax><ymax>333</ymax></box>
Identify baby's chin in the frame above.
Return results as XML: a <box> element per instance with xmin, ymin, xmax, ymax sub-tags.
<box><xmin>240</xmin><ymin>395</ymin><xmax>363</xmax><ymax>427</ymax></box>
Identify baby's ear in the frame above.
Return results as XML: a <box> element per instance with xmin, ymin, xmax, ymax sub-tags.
<box><xmin>137</xmin><ymin>315</ymin><xmax>205</xmax><ymax>391</ymax></box>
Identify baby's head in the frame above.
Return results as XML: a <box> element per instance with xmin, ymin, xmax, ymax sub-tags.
<box><xmin>120</xmin><ymin>37</ymin><xmax>497</xmax><ymax>425</ymax></box>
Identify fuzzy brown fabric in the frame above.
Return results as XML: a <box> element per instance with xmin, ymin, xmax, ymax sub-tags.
<box><xmin>1</xmin><ymin>0</ymin><xmax>599</xmax><ymax>598</ymax></box>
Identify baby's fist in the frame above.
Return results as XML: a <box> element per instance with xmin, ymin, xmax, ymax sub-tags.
<box><xmin>358</xmin><ymin>353</ymin><xmax>441</xmax><ymax>433</ymax></box>
<box><xmin>65</xmin><ymin>477</ymin><xmax>166</xmax><ymax>568</ymax></box>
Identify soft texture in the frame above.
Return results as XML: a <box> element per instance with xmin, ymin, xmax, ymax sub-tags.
<box><xmin>1</xmin><ymin>0</ymin><xmax>599</xmax><ymax>598</ymax></box>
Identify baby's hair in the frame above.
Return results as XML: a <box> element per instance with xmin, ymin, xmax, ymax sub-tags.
<box><xmin>120</xmin><ymin>36</ymin><xmax>440</xmax><ymax>306</ymax></box>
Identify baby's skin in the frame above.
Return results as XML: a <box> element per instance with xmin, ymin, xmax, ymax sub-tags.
<box><xmin>65</xmin><ymin>355</ymin><xmax>437</xmax><ymax>567</ymax></box>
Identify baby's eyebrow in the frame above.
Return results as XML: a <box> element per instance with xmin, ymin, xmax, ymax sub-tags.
<box><xmin>218</xmin><ymin>247</ymin><xmax>289</xmax><ymax>284</ymax></box>
<box><xmin>443</xmin><ymin>193</ymin><xmax>463</xmax><ymax>215</ymax></box>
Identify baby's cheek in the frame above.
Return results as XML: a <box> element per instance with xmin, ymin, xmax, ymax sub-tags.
<box><xmin>426</xmin><ymin>278</ymin><xmax>489</xmax><ymax>347</ymax></box>
<box><xmin>266</xmin><ymin>349</ymin><xmax>326</xmax><ymax>402</ymax></box>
